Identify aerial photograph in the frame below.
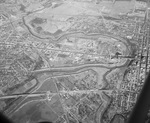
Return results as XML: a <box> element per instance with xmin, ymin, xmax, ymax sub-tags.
<box><xmin>0</xmin><ymin>0</ymin><xmax>149</xmax><ymax>123</ymax></box>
